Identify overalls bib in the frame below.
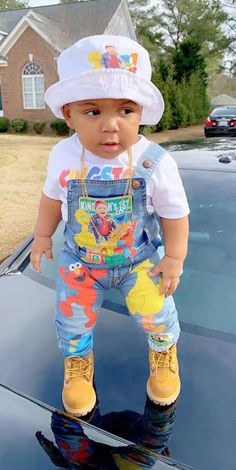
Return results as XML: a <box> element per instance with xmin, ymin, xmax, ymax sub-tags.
<box><xmin>55</xmin><ymin>143</ymin><xmax>180</xmax><ymax>357</ymax></box>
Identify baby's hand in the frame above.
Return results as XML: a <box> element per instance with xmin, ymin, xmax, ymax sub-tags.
<box><xmin>149</xmin><ymin>255</ymin><xmax>183</xmax><ymax>297</ymax></box>
<box><xmin>30</xmin><ymin>236</ymin><xmax>53</xmax><ymax>273</ymax></box>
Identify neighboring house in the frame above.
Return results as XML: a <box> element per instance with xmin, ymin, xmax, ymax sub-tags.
<box><xmin>211</xmin><ymin>93</ymin><xmax>236</xmax><ymax>107</ymax></box>
<box><xmin>0</xmin><ymin>0</ymin><xmax>135</xmax><ymax>121</ymax></box>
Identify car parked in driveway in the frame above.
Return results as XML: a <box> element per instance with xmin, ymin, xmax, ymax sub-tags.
<box><xmin>1</xmin><ymin>137</ymin><xmax>236</xmax><ymax>469</ymax></box>
<box><xmin>204</xmin><ymin>106</ymin><xmax>236</xmax><ymax>137</ymax></box>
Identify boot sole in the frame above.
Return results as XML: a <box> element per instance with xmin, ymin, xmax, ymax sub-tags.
<box><xmin>146</xmin><ymin>380</ymin><xmax>181</xmax><ymax>406</ymax></box>
<box><xmin>62</xmin><ymin>392</ymin><xmax>96</xmax><ymax>417</ymax></box>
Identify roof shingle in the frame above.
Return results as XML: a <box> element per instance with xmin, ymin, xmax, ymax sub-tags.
<box><xmin>0</xmin><ymin>0</ymin><xmax>124</xmax><ymax>49</ymax></box>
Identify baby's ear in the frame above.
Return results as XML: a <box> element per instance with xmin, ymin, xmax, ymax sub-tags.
<box><xmin>61</xmin><ymin>104</ymin><xmax>71</xmax><ymax>121</ymax></box>
<box><xmin>61</xmin><ymin>104</ymin><xmax>73</xmax><ymax>128</ymax></box>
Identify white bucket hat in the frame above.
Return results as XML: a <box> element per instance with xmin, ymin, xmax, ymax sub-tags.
<box><xmin>44</xmin><ymin>35</ymin><xmax>164</xmax><ymax>125</ymax></box>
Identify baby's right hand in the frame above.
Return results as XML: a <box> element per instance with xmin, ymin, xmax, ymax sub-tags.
<box><xmin>30</xmin><ymin>236</ymin><xmax>53</xmax><ymax>272</ymax></box>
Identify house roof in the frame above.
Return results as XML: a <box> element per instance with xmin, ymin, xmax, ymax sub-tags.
<box><xmin>211</xmin><ymin>93</ymin><xmax>236</xmax><ymax>105</ymax></box>
<box><xmin>0</xmin><ymin>0</ymin><xmax>126</xmax><ymax>52</ymax></box>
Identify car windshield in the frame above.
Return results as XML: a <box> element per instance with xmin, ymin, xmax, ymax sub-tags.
<box><xmin>175</xmin><ymin>169</ymin><xmax>236</xmax><ymax>337</ymax></box>
<box><xmin>211</xmin><ymin>107</ymin><xmax>236</xmax><ymax>116</ymax></box>
<box><xmin>24</xmin><ymin>169</ymin><xmax>236</xmax><ymax>338</ymax></box>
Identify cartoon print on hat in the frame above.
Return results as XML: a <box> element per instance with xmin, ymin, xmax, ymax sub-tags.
<box><xmin>88</xmin><ymin>45</ymin><xmax>138</xmax><ymax>73</ymax></box>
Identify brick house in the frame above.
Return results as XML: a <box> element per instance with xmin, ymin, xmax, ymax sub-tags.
<box><xmin>0</xmin><ymin>0</ymin><xmax>135</xmax><ymax>122</ymax></box>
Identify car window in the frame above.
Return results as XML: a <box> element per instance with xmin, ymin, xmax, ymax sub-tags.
<box><xmin>211</xmin><ymin>107</ymin><xmax>236</xmax><ymax>116</ymax></box>
<box><xmin>24</xmin><ymin>169</ymin><xmax>236</xmax><ymax>336</ymax></box>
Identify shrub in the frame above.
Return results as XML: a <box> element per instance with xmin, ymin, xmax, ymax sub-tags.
<box><xmin>139</xmin><ymin>125</ymin><xmax>157</xmax><ymax>136</ymax></box>
<box><xmin>186</xmin><ymin>109</ymin><xmax>196</xmax><ymax>126</ymax></box>
<box><xmin>50</xmin><ymin>118</ymin><xmax>70</xmax><ymax>136</ymax></box>
<box><xmin>157</xmin><ymin>87</ymin><xmax>172</xmax><ymax>131</ymax></box>
<box><xmin>0</xmin><ymin>117</ymin><xmax>10</xmax><ymax>132</ymax></box>
<box><xmin>11</xmin><ymin>118</ymin><xmax>28</xmax><ymax>133</ymax></box>
<box><xmin>33</xmin><ymin>120</ymin><xmax>47</xmax><ymax>134</ymax></box>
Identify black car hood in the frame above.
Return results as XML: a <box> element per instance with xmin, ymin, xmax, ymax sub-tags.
<box><xmin>0</xmin><ymin>273</ymin><xmax>236</xmax><ymax>469</ymax></box>
<box><xmin>0</xmin><ymin>383</ymin><xmax>192</xmax><ymax>470</ymax></box>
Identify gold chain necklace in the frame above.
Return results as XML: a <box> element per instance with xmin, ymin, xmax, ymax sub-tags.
<box><xmin>80</xmin><ymin>146</ymin><xmax>133</xmax><ymax>199</ymax></box>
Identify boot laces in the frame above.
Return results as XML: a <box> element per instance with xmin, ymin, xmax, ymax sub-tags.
<box><xmin>65</xmin><ymin>356</ymin><xmax>92</xmax><ymax>382</ymax></box>
<box><xmin>151</xmin><ymin>347</ymin><xmax>176</xmax><ymax>374</ymax></box>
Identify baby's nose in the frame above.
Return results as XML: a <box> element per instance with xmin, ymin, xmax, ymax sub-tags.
<box><xmin>101</xmin><ymin>117</ymin><xmax>119</xmax><ymax>132</ymax></box>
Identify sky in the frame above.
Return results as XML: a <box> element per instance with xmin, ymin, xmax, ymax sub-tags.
<box><xmin>29</xmin><ymin>0</ymin><xmax>58</xmax><ymax>6</ymax></box>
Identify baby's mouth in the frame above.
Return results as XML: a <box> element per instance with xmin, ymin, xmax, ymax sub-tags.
<box><xmin>102</xmin><ymin>141</ymin><xmax>119</xmax><ymax>146</ymax></box>
<box><xmin>100</xmin><ymin>142</ymin><xmax>120</xmax><ymax>152</ymax></box>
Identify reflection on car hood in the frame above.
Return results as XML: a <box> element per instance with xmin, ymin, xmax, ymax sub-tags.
<box><xmin>162</xmin><ymin>138</ymin><xmax>236</xmax><ymax>171</ymax></box>
<box><xmin>164</xmin><ymin>137</ymin><xmax>236</xmax><ymax>153</ymax></box>
<box><xmin>0</xmin><ymin>384</ymin><xmax>193</xmax><ymax>470</ymax></box>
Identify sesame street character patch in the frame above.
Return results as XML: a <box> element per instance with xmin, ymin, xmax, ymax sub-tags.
<box><xmin>74</xmin><ymin>195</ymin><xmax>138</xmax><ymax>266</ymax></box>
<box><xmin>88</xmin><ymin>45</ymin><xmax>138</xmax><ymax>73</ymax></box>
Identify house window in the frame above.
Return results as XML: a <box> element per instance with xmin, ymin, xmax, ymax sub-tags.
<box><xmin>22</xmin><ymin>62</ymin><xmax>45</xmax><ymax>109</ymax></box>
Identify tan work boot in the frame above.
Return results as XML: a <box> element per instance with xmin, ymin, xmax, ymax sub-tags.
<box><xmin>62</xmin><ymin>352</ymin><xmax>96</xmax><ymax>416</ymax></box>
<box><xmin>147</xmin><ymin>344</ymin><xmax>180</xmax><ymax>406</ymax></box>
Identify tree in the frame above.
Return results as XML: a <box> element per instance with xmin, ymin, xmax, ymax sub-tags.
<box><xmin>128</xmin><ymin>0</ymin><xmax>163</xmax><ymax>63</ymax></box>
<box><xmin>128</xmin><ymin>0</ymin><xmax>232</xmax><ymax>74</ymax></box>
<box><xmin>171</xmin><ymin>39</ymin><xmax>207</xmax><ymax>84</ymax></box>
<box><xmin>0</xmin><ymin>0</ymin><xmax>28</xmax><ymax>9</ymax></box>
<box><xmin>223</xmin><ymin>2</ymin><xmax>236</xmax><ymax>75</ymax></box>
<box><xmin>151</xmin><ymin>0</ymin><xmax>232</xmax><ymax>76</ymax></box>
<box><xmin>207</xmin><ymin>73</ymin><xmax>236</xmax><ymax>98</ymax></box>
<box><xmin>155</xmin><ymin>0</ymin><xmax>229</xmax><ymax>53</ymax></box>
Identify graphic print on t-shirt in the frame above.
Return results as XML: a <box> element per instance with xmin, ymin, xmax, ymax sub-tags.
<box><xmin>59</xmin><ymin>166</ymin><xmax>132</xmax><ymax>187</ymax></box>
<box><xmin>74</xmin><ymin>195</ymin><xmax>137</xmax><ymax>266</ymax></box>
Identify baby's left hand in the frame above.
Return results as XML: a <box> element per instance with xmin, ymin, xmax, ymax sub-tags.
<box><xmin>149</xmin><ymin>255</ymin><xmax>183</xmax><ymax>297</ymax></box>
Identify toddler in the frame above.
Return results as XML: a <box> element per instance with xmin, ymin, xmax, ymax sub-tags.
<box><xmin>31</xmin><ymin>35</ymin><xmax>189</xmax><ymax>416</ymax></box>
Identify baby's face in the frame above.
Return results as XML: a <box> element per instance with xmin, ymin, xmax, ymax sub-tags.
<box><xmin>62</xmin><ymin>98</ymin><xmax>142</xmax><ymax>159</ymax></box>
<box><xmin>105</xmin><ymin>46</ymin><xmax>117</xmax><ymax>55</ymax></box>
<box><xmin>96</xmin><ymin>204</ymin><xmax>108</xmax><ymax>217</ymax></box>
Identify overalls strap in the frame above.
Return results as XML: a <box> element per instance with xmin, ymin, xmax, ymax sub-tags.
<box><xmin>133</xmin><ymin>142</ymin><xmax>167</xmax><ymax>182</ymax></box>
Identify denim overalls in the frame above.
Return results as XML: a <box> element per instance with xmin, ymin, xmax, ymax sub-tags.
<box><xmin>55</xmin><ymin>143</ymin><xmax>180</xmax><ymax>357</ymax></box>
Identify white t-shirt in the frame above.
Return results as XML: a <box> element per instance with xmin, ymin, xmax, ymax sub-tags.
<box><xmin>43</xmin><ymin>134</ymin><xmax>189</xmax><ymax>222</ymax></box>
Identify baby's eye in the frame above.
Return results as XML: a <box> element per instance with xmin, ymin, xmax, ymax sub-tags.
<box><xmin>120</xmin><ymin>108</ymin><xmax>133</xmax><ymax>115</ymax></box>
<box><xmin>85</xmin><ymin>109</ymin><xmax>100</xmax><ymax>116</ymax></box>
